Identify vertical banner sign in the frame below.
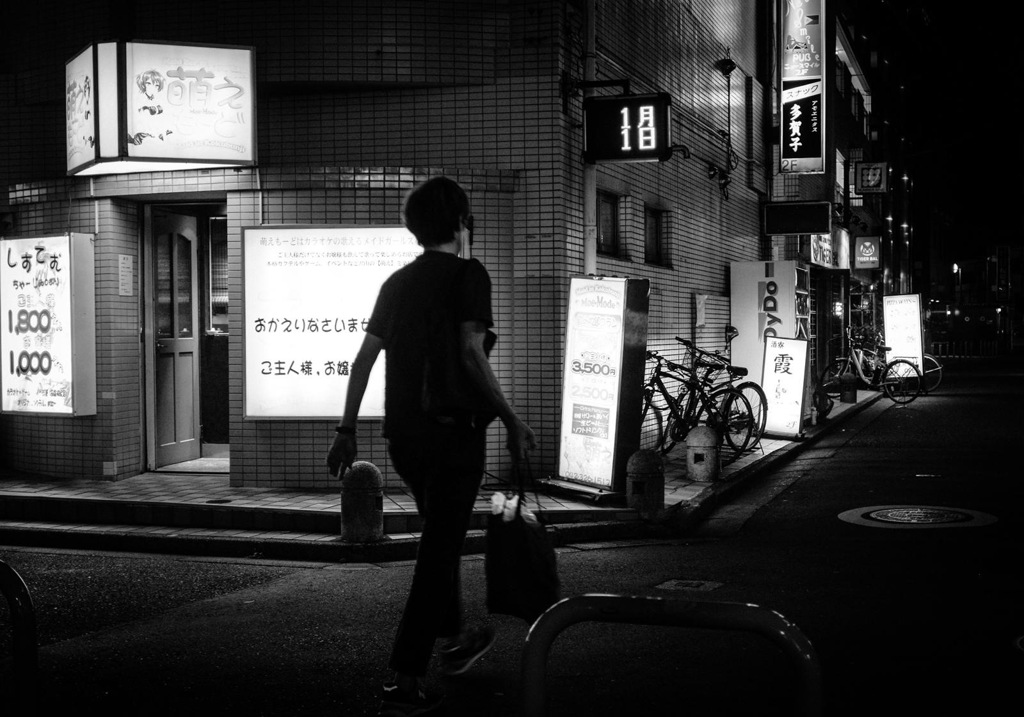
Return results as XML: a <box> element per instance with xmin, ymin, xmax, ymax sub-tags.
<box><xmin>558</xmin><ymin>277</ymin><xmax>648</xmax><ymax>493</ymax></box>
<box><xmin>65</xmin><ymin>46</ymin><xmax>98</xmax><ymax>173</ymax></box>
<box><xmin>2</xmin><ymin>234</ymin><xmax>97</xmax><ymax>415</ymax></box>
<box><xmin>780</xmin><ymin>0</ymin><xmax>825</xmax><ymax>174</ymax></box>
<box><xmin>882</xmin><ymin>294</ymin><xmax>924</xmax><ymax>369</ymax></box>
<box><xmin>243</xmin><ymin>226</ymin><xmax>420</xmax><ymax>419</ymax></box>
<box><xmin>761</xmin><ymin>336</ymin><xmax>809</xmax><ymax>438</ymax></box>
<box><xmin>730</xmin><ymin>260</ymin><xmax>809</xmax><ymax>384</ymax></box>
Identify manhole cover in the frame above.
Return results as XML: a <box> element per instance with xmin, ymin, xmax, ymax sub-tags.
<box><xmin>838</xmin><ymin>505</ymin><xmax>997</xmax><ymax>529</ymax></box>
<box><xmin>869</xmin><ymin>507</ymin><xmax>972</xmax><ymax>524</ymax></box>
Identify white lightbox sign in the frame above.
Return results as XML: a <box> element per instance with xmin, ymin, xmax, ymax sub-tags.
<box><xmin>2</xmin><ymin>234</ymin><xmax>96</xmax><ymax>415</ymax></box>
<box><xmin>125</xmin><ymin>42</ymin><xmax>254</xmax><ymax>162</ymax></box>
<box><xmin>66</xmin><ymin>41</ymin><xmax>256</xmax><ymax>175</ymax></box>
<box><xmin>761</xmin><ymin>336</ymin><xmax>808</xmax><ymax>438</ymax></box>
<box><xmin>243</xmin><ymin>226</ymin><xmax>421</xmax><ymax>419</ymax></box>
<box><xmin>557</xmin><ymin>277</ymin><xmax>629</xmax><ymax>490</ymax></box>
<box><xmin>882</xmin><ymin>294</ymin><xmax>924</xmax><ymax>369</ymax></box>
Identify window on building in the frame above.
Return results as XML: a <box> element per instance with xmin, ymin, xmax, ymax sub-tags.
<box><xmin>597</xmin><ymin>192</ymin><xmax>620</xmax><ymax>256</ymax></box>
<box><xmin>644</xmin><ymin>206</ymin><xmax>666</xmax><ymax>265</ymax></box>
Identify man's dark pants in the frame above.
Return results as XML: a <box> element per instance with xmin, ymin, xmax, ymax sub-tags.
<box><xmin>386</xmin><ymin>422</ymin><xmax>487</xmax><ymax>677</ymax></box>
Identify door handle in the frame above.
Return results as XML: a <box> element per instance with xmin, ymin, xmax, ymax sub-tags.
<box><xmin>156</xmin><ymin>342</ymin><xmax>166</xmax><ymax>350</ymax></box>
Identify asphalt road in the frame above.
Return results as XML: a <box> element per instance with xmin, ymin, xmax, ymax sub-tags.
<box><xmin>2</xmin><ymin>356</ymin><xmax>1023</xmax><ymax>716</ymax></box>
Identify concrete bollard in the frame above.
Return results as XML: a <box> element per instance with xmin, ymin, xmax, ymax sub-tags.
<box><xmin>340</xmin><ymin>461</ymin><xmax>384</xmax><ymax>542</ymax></box>
<box><xmin>685</xmin><ymin>426</ymin><xmax>720</xmax><ymax>482</ymax></box>
<box><xmin>840</xmin><ymin>373</ymin><xmax>858</xmax><ymax>404</ymax></box>
<box><xmin>626</xmin><ymin>449</ymin><xmax>665</xmax><ymax>519</ymax></box>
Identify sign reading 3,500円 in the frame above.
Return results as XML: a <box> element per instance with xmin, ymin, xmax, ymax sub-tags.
<box><xmin>583</xmin><ymin>93</ymin><xmax>673</xmax><ymax>164</ymax></box>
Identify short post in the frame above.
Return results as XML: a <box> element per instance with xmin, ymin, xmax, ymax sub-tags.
<box><xmin>839</xmin><ymin>373</ymin><xmax>858</xmax><ymax>404</ymax></box>
<box><xmin>626</xmin><ymin>449</ymin><xmax>665</xmax><ymax>519</ymax></box>
<box><xmin>685</xmin><ymin>426</ymin><xmax>720</xmax><ymax>482</ymax></box>
<box><xmin>340</xmin><ymin>461</ymin><xmax>384</xmax><ymax>542</ymax></box>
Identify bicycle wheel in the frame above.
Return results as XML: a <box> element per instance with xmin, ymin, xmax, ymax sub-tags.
<box><xmin>819</xmin><ymin>358</ymin><xmax>852</xmax><ymax>398</ymax></box>
<box><xmin>698</xmin><ymin>388</ymin><xmax>754</xmax><ymax>453</ymax></box>
<box><xmin>660</xmin><ymin>387</ymin><xmax>695</xmax><ymax>455</ymax></box>
<box><xmin>922</xmin><ymin>353</ymin><xmax>943</xmax><ymax>393</ymax></box>
<box><xmin>638</xmin><ymin>390</ymin><xmax>665</xmax><ymax>452</ymax></box>
<box><xmin>881</xmin><ymin>359</ymin><xmax>922</xmax><ymax>404</ymax></box>
<box><xmin>735</xmin><ymin>381</ymin><xmax>767</xmax><ymax>444</ymax></box>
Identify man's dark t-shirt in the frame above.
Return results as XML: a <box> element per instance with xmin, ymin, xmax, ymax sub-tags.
<box><xmin>366</xmin><ymin>251</ymin><xmax>493</xmax><ymax>437</ymax></box>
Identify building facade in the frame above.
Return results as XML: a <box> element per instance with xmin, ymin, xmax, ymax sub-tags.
<box><xmin>3</xmin><ymin>1</ymin><xmax>907</xmax><ymax>490</ymax></box>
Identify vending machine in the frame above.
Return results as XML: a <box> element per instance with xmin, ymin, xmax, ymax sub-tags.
<box><xmin>729</xmin><ymin>260</ymin><xmax>810</xmax><ymax>383</ymax></box>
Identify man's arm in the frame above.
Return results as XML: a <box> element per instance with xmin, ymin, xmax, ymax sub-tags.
<box><xmin>459</xmin><ymin>320</ymin><xmax>536</xmax><ymax>462</ymax></box>
<box><xmin>326</xmin><ymin>333</ymin><xmax>383</xmax><ymax>477</ymax></box>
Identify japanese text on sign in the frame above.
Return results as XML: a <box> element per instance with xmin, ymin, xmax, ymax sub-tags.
<box><xmin>2</xmin><ymin>236</ymin><xmax>74</xmax><ymax>413</ymax></box>
<box><xmin>243</xmin><ymin>226</ymin><xmax>420</xmax><ymax>419</ymax></box>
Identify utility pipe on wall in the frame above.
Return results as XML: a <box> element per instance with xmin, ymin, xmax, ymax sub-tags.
<box><xmin>582</xmin><ymin>0</ymin><xmax>597</xmax><ymax>275</ymax></box>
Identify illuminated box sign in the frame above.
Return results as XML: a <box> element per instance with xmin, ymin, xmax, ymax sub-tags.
<box><xmin>779</xmin><ymin>0</ymin><xmax>826</xmax><ymax>174</ymax></box>
<box><xmin>583</xmin><ymin>93</ymin><xmax>672</xmax><ymax>163</ymax></box>
<box><xmin>882</xmin><ymin>294</ymin><xmax>924</xmax><ymax>370</ymax></box>
<box><xmin>761</xmin><ymin>336</ymin><xmax>809</xmax><ymax>439</ymax></box>
<box><xmin>2</xmin><ymin>234</ymin><xmax>97</xmax><ymax>416</ymax></box>
<box><xmin>854</xmin><ymin>236</ymin><xmax>881</xmax><ymax>269</ymax></box>
<box><xmin>557</xmin><ymin>277</ymin><xmax>649</xmax><ymax>493</ymax></box>
<box><xmin>855</xmin><ymin>162</ymin><xmax>888</xmax><ymax>194</ymax></box>
<box><xmin>66</xmin><ymin>41</ymin><xmax>256</xmax><ymax>176</ymax></box>
<box><xmin>242</xmin><ymin>226</ymin><xmax>421</xmax><ymax>419</ymax></box>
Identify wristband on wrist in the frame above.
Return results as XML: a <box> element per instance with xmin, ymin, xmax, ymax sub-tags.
<box><xmin>334</xmin><ymin>425</ymin><xmax>355</xmax><ymax>435</ymax></box>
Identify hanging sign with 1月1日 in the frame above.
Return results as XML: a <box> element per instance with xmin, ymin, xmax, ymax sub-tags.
<box><xmin>583</xmin><ymin>93</ymin><xmax>673</xmax><ymax>164</ymax></box>
<box><xmin>761</xmin><ymin>336</ymin><xmax>809</xmax><ymax>438</ymax></box>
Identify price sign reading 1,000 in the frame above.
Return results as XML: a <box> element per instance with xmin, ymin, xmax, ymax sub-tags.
<box><xmin>8</xmin><ymin>309</ymin><xmax>53</xmax><ymax>335</ymax></box>
<box><xmin>10</xmin><ymin>351</ymin><xmax>53</xmax><ymax>376</ymax></box>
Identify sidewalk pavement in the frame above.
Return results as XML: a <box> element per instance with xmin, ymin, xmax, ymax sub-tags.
<box><xmin>0</xmin><ymin>392</ymin><xmax>881</xmax><ymax>562</ymax></box>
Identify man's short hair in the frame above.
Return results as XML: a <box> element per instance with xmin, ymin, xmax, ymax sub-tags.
<box><xmin>401</xmin><ymin>176</ymin><xmax>470</xmax><ymax>247</ymax></box>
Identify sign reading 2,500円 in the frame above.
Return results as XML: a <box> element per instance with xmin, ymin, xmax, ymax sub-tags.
<box><xmin>583</xmin><ymin>93</ymin><xmax>673</xmax><ymax>164</ymax></box>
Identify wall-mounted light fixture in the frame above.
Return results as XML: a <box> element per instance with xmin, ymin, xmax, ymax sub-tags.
<box><xmin>715</xmin><ymin>50</ymin><xmax>737</xmax><ymax>77</ymax></box>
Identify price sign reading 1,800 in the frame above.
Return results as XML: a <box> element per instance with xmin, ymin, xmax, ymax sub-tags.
<box><xmin>10</xmin><ymin>309</ymin><xmax>52</xmax><ymax>334</ymax></box>
<box><xmin>8</xmin><ymin>309</ymin><xmax>54</xmax><ymax>377</ymax></box>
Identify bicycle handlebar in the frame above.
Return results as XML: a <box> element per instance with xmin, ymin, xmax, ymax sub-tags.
<box><xmin>674</xmin><ymin>336</ymin><xmax>747</xmax><ymax>376</ymax></box>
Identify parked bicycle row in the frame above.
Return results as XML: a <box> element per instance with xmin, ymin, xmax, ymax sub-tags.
<box><xmin>639</xmin><ymin>326</ymin><xmax>943</xmax><ymax>462</ymax></box>
<box><xmin>640</xmin><ymin>334</ymin><xmax>766</xmax><ymax>462</ymax></box>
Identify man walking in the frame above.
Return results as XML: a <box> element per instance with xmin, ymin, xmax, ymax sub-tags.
<box><xmin>326</xmin><ymin>176</ymin><xmax>536</xmax><ymax>716</ymax></box>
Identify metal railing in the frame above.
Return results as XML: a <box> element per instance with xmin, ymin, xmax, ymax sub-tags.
<box><xmin>521</xmin><ymin>593</ymin><xmax>822</xmax><ymax>716</ymax></box>
<box><xmin>1</xmin><ymin>559</ymin><xmax>38</xmax><ymax>716</ymax></box>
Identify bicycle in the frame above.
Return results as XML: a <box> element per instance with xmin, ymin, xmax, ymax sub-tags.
<box><xmin>851</xmin><ymin>327</ymin><xmax>943</xmax><ymax>393</ymax></box>
<box><xmin>921</xmin><ymin>352</ymin><xmax>943</xmax><ymax>393</ymax></box>
<box><xmin>639</xmin><ymin>349</ymin><xmax>755</xmax><ymax>457</ymax></box>
<box><xmin>675</xmin><ymin>334</ymin><xmax>767</xmax><ymax>448</ymax></box>
<box><xmin>819</xmin><ymin>328</ymin><xmax>923</xmax><ymax>404</ymax></box>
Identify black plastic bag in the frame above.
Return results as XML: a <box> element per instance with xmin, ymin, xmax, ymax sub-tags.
<box><xmin>485</xmin><ymin>472</ymin><xmax>559</xmax><ymax>623</ymax></box>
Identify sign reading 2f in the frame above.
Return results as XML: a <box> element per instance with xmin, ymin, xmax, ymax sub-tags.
<box><xmin>583</xmin><ymin>93</ymin><xmax>672</xmax><ymax>163</ymax></box>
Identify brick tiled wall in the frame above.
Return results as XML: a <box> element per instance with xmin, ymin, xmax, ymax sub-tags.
<box><xmin>2</xmin><ymin>1</ymin><xmax>768</xmax><ymax>489</ymax></box>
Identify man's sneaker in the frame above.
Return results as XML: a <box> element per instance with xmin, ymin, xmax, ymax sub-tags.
<box><xmin>378</xmin><ymin>681</ymin><xmax>444</xmax><ymax>717</ymax></box>
<box><xmin>438</xmin><ymin>626</ymin><xmax>495</xmax><ymax>676</ymax></box>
